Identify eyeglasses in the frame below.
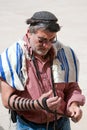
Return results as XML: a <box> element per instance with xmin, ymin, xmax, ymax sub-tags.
<box><xmin>37</xmin><ymin>35</ymin><xmax>57</xmax><ymax>45</ymax></box>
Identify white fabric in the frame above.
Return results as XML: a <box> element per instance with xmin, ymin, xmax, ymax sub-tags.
<box><xmin>0</xmin><ymin>40</ymin><xmax>79</xmax><ymax>90</ymax></box>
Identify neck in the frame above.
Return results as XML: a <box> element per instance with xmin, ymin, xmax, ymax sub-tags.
<box><xmin>33</xmin><ymin>52</ymin><xmax>48</xmax><ymax>61</ymax></box>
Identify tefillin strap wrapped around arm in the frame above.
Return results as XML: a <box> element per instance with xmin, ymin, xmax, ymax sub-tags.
<box><xmin>8</xmin><ymin>93</ymin><xmax>37</xmax><ymax>111</ymax></box>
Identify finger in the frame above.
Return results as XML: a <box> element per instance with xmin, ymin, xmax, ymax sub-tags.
<box><xmin>70</xmin><ymin>111</ymin><xmax>75</xmax><ymax>117</ymax></box>
<box><xmin>71</xmin><ymin>109</ymin><xmax>82</xmax><ymax>122</ymax></box>
<box><xmin>67</xmin><ymin>107</ymin><xmax>75</xmax><ymax>117</ymax></box>
<box><xmin>48</xmin><ymin>97</ymin><xmax>62</xmax><ymax>106</ymax></box>
<box><xmin>73</xmin><ymin>108</ymin><xmax>82</xmax><ymax>118</ymax></box>
<box><xmin>42</xmin><ymin>90</ymin><xmax>53</xmax><ymax>98</ymax></box>
<box><xmin>71</xmin><ymin>115</ymin><xmax>81</xmax><ymax>123</ymax></box>
<box><xmin>47</xmin><ymin>97</ymin><xmax>62</xmax><ymax>109</ymax></box>
<box><xmin>47</xmin><ymin>96</ymin><xmax>59</xmax><ymax>103</ymax></box>
<box><xmin>75</xmin><ymin>109</ymin><xmax>82</xmax><ymax>120</ymax></box>
<box><xmin>71</xmin><ymin>117</ymin><xmax>77</xmax><ymax>123</ymax></box>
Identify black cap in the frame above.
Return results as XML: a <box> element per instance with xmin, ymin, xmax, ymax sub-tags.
<box><xmin>26</xmin><ymin>11</ymin><xmax>58</xmax><ymax>25</ymax></box>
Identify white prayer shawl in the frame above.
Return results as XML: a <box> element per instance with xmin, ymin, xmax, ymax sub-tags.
<box><xmin>0</xmin><ymin>40</ymin><xmax>79</xmax><ymax>91</ymax></box>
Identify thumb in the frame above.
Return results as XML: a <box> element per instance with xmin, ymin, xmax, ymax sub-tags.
<box><xmin>43</xmin><ymin>90</ymin><xmax>53</xmax><ymax>98</ymax></box>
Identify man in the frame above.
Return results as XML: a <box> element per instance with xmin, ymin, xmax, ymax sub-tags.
<box><xmin>0</xmin><ymin>11</ymin><xmax>85</xmax><ymax>130</ymax></box>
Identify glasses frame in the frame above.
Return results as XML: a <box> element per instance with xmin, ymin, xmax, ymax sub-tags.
<box><xmin>36</xmin><ymin>35</ymin><xmax>57</xmax><ymax>45</ymax></box>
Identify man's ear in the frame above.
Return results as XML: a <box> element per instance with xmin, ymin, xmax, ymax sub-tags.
<box><xmin>27</xmin><ymin>29</ymin><xmax>32</xmax><ymax>37</ymax></box>
<box><xmin>27</xmin><ymin>29</ymin><xmax>29</xmax><ymax>33</ymax></box>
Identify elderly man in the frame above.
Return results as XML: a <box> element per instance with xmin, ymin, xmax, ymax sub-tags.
<box><xmin>0</xmin><ymin>11</ymin><xmax>85</xmax><ymax>130</ymax></box>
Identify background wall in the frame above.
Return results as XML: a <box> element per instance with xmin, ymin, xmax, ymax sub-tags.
<box><xmin>0</xmin><ymin>0</ymin><xmax>87</xmax><ymax>130</ymax></box>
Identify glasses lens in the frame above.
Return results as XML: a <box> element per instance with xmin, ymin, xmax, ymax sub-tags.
<box><xmin>37</xmin><ymin>36</ymin><xmax>57</xmax><ymax>44</ymax></box>
<box><xmin>50</xmin><ymin>36</ymin><xmax>57</xmax><ymax>44</ymax></box>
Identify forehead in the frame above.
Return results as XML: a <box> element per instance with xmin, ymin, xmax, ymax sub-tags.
<box><xmin>35</xmin><ymin>29</ymin><xmax>56</xmax><ymax>38</ymax></box>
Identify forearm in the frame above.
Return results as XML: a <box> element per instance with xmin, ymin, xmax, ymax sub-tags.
<box><xmin>0</xmin><ymin>79</ymin><xmax>41</xmax><ymax>111</ymax></box>
<box><xmin>8</xmin><ymin>93</ymin><xmax>40</xmax><ymax>111</ymax></box>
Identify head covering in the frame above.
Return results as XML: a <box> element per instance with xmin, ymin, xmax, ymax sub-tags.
<box><xmin>26</xmin><ymin>11</ymin><xmax>60</xmax><ymax>32</ymax></box>
<box><xmin>26</xmin><ymin>11</ymin><xmax>58</xmax><ymax>25</ymax></box>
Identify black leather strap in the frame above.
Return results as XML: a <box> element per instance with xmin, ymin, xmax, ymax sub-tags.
<box><xmin>8</xmin><ymin>93</ymin><xmax>15</xmax><ymax>108</ymax></box>
<box><xmin>32</xmin><ymin>100</ymin><xmax>36</xmax><ymax>109</ymax></box>
<box><xmin>42</xmin><ymin>97</ymin><xmax>54</xmax><ymax>113</ymax></box>
<box><xmin>36</xmin><ymin>99</ymin><xmax>45</xmax><ymax>110</ymax></box>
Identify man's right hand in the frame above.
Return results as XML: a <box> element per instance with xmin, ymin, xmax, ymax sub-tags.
<box><xmin>38</xmin><ymin>90</ymin><xmax>62</xmax><ymax>112</ymax></box>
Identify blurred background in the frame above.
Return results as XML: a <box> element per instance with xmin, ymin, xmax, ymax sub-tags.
<box><xmin>0</xmin><ymin>0</ymin><xmax>87</xmax><ymax>130</ymax></box>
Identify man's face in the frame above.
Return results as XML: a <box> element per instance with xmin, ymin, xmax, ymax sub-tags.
<box><xmin>28</xmin><ymin>29</ymin><xmax>57</xmax><ymax>56</ymax></box>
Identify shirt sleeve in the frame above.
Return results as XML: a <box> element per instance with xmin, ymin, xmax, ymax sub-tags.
<box><xmin>64</xmin><ymin>82</ymin><xmax>85</xmax><ymax>110</ymax></box>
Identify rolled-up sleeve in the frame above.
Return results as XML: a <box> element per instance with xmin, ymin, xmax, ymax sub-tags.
<box><xmin>64</xmin><ymin>82</ymin><xmax>85</xmax><ymax>110</ymax></box>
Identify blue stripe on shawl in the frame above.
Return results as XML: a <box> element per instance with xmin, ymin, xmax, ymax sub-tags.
<box><xmin>6</xmin><ymin>48</ymin><xmax>15</xmax><ymax>88</ymax></box>
<box><xmin>70</xmin><ymin>48</ymin><xmax>78</xmax><ymax>82</ymax></box>
<box><xmin>57</xmin><ymin>48</ymin><xmax>69</xmax><ymax>82</ymax></box>
<box><xmin>0</xmin><ymin>55</ymin><xmax>6</xmax><ymax>80</ymax></box>
<box><xmin>16</xmin><ymin>43</ymin><xmax>23</xmax><ymax>76</ymax></box>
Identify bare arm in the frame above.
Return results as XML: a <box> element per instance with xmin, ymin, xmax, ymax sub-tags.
<box><xmin>0</xmin><ymin>79</ymin><xmax>61</xmax><ymax>113</ymax></box>
<box><xmin>0</xmin><ymin>79</ymin><xmax>39</xmax><ymax>111</ymax></box>
<box><xmin>0</xmin><ymin>79</ymin><xmax>16</xmax><ymax>108</ymax></box>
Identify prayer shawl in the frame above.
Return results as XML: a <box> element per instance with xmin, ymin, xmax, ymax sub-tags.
<box><xmin>0</xmin><ymin>40</ymin><xmax>79</xmax><ymax>90</ymax></box>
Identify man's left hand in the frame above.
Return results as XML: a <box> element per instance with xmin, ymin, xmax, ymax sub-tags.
<box><xmin>68</xmin><ymin>102</ymin><xmax>82</xmax><ymax>123</ymax></box>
